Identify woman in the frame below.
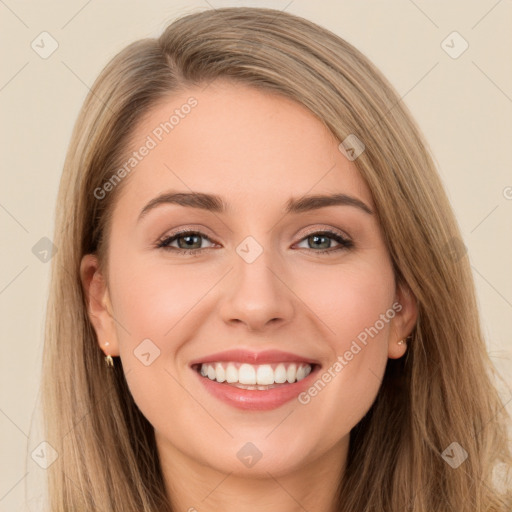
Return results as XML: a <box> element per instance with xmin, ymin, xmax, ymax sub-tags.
<box><xmin>41</xmin><ymin>6</ymin><xmax>511</xmax><ymax>511</ymax></box>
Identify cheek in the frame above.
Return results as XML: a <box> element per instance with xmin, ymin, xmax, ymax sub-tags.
<box><xmin>295</xmin><ymin>256</ymin><xmax>395</xmax><ymax>348</ymax></box>
<box><xmin>107</xmin><ymin>255</ymin><xmax>221</xmax><ymax>403</ymax></box>
<box><xmin>109</xmin><ymin>255</ymin><xmax>210</xmax><ymax>339</ymax></box>
<box><xmin>292</xmin><ymin>259</ymin><xmax>396</xmax><ymax>428</ymax></box>
<box><xmin>107</xmin><ymin>257</ymin><xmax>206</xmax><ymax>432</ymax></box>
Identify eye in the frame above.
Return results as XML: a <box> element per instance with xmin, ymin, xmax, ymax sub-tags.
<box><xmin>294</xmin><ymin>230</ymin><xmax>353</xmax><ymax>255</ymax></box>
<box><xmin>156</xmin><ymin>229</ymin><xmax>353</xmax><ymax>256</ymax></box>
<box><xmin>156</xmin><ymin>230</ymin><xmax>217</xmax><ymax>256</ymax></box>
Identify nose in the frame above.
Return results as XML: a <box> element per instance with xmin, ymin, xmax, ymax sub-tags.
<box><xmin>218</xmin><ymin>242</ymin><xmax>295</xmax><ymax>332</ymax></box>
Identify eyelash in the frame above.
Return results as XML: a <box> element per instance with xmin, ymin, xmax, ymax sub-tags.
<box><xmin>156</xmin><ymin>229</ymin><xmax>354</xmax><ymax>256</ymax></box>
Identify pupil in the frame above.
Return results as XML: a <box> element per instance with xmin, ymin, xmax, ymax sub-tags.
<box><xmin>180</xmin><ymin>234</ymin><xmax>200</xmax><ymax>249</ymax></box>
<box><xmin>311</xmin><ymin>235</ymin><xmax>329</xmax><ymax>249</ymax></box>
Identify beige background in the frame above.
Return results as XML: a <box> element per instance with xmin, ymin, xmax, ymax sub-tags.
<box><xmin>1</xmin><ymin>0</ymin><xmax>511</xmax><ymax>509</ymax></box>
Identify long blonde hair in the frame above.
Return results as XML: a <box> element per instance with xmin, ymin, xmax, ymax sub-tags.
<box><xmin>41</xmin><ymin>7</ymin><xmax>511</xmax><ymax>511</ymax></box>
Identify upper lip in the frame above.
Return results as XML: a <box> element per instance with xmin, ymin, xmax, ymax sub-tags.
<box><xmin>189</xmin><ymin>349</ymin><xmax>321</xmax><ymax>367</ymax></box>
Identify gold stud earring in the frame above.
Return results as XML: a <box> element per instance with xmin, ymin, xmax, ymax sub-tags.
<box><xmin>398</xmin><ymin>335</ymin><xmax>413</xmax><ymax>346</ymax></box>
<box><xmin>103</xmin><ymin>342</ymin><xmax>114</xmax><ymax>367</ymax></box>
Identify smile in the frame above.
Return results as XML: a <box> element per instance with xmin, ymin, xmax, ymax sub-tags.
<box><xmin>193</xmin><ymin>361</ymin><xmax>314</xmax><ymax>389</ymax></box>
<box><xmin>189</xmin><ymin>348</ymin><xmax>321</xmax><ymax>409</ymax></box>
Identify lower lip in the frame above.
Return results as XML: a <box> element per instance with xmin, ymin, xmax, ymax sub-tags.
<box><xmin>193</xmin><ymin>365</ymin><xmax>320</xmax><ymax>411</ymax></box>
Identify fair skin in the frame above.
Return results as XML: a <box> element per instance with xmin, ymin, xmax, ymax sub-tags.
<box><xmin>81</xmin><ymin>80</ymin><xmax>417</xmax><ymax>512</ymax></box>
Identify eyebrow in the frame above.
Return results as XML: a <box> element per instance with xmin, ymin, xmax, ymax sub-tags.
<box><xmin>137</xmin><ymin>190</ymin><xmax>374</xmax><ymax>222</ymax></box>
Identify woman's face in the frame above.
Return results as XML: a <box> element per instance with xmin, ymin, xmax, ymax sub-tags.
<box><xmin>82</xmin><ymin>80</ymin><xmax>416</xmax><ymax>480</ymax></box>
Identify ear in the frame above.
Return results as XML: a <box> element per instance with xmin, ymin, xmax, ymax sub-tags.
<box><xmin>388</xmin><ymin>280</ymin><xmax>418</xmax><ymax>359</ymax></box>
<box><xmin>80</xmin><ymin>254</ymin><xmax>120</xmax><ymax>357</ymax></box>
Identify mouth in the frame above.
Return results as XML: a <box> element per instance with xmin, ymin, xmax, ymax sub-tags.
<box><xmin>191</xmin><ymin>361</ymin><xmax>319</xmax><ymax>390</ymax></box>
<box><xmin>189</xmin><ymin>348</ymin><xmax>322</xmax><ymax>410</ymax></box>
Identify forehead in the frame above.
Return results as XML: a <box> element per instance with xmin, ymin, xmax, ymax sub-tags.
<box><xmin>115</xmin><ymin>79</ymin><xmax>373</xmax><ymax>218</ymax></box>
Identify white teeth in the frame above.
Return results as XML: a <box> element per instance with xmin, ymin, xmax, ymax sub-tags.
<box><xmin>226</xmin><ymin>363</ymin><xmax>238</xmax><ymax>383</ymax></box>
<box><xmin>215</xmin><ymin>363</ymin><xmax>226</xmax><ymax>383</ymax></box>
<box><xmin>197</xmin><ymin>361</ymin><xmax>313</xmax><ymax>385</ymax></box>
<box><xmin>274</xmin><ymin>363</ymin><xmax>287</xmax><ymax>383</ymax></box>
<box><xmin>256</xmin><ymin>364</ymin><xmax>274</xmax><ymax>385</ymax></box>
<box><xmin>296</xmin><ymin>365</ymin><xmax>306</xmax><ymax>381</ymax></box>
<box><xmin>286</xmin><ymin>363</ymin><xmax>297</xmax><ymax>383</ymax></box>
<box><xmin>239</xmin><ymin>363</ymin><xmax>256</xmax><ymax>384</ymax></box>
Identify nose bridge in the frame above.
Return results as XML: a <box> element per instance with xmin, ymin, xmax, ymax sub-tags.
<box><xmin>218</xmin><ymin>232</ymin><xmax>295</xmax><ymax>330</ymax></box>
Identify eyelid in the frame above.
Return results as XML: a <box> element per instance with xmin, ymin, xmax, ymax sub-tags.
<box><xmin>298</xmin><ymin>225</ymin><xmax>350</xmax><ymax>240</ymax></box>
<box><xmin>156</xmin><ymin>224</ymin><xmax>216</xmax><ymax>242</ymax></box>
<box><xmin>155</xmin><ymin>227</ymin><xmax>219</xmax><ymax>255</ymax></box>
<box><xmin>156</xmin><ymin>224</ymin><xmax>353</xmax><ymax>256</ymax></box>
<box><xmin>158</xmin><ymin>223</ymin><xmax>351</xmax><ymax>240</ymax></box>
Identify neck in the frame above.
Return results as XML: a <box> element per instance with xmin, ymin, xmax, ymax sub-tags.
<box><xmin>157</xmin><ymin>433</ymin><xmax>348</xmax><ymax>512</ymax></box>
